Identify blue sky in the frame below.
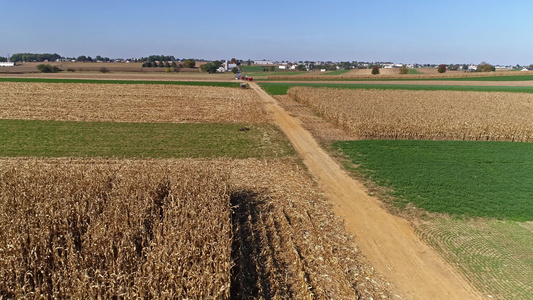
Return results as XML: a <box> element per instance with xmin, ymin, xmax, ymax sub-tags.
<box><xmin>1</xmin><ymin>0</ymin><xmax>532</xmax><ymax>65</ymax></box>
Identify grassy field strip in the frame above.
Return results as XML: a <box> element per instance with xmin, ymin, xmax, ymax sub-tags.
<box><xmin>334</xmin><ymin>140</ymin><xmax>533</xmax><ymax>221</ymax></box>
<box><xmin>417</xmin><ymin>218</ymin><xmax>533</xmax><ymax>299</ymax></box>
<box><xmin>258</xmin><ymin>82</ymin><xmax>533</xmax><ymax>95</ymax></box>
<box><xmin>0</xmin><ymin>119</ymin><xmax>294</xmax><ymax>158</ymax></box>
<box><xmin>0</xmin><ymin>77</ymin><xmax>239</xmax><ymax>87</ymax></box>
<box><xmin>335</xmin><ymin>139</ymin><xmax>533</xmax><ymax>298</ymax></box>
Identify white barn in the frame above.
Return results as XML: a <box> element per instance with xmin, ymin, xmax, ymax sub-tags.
<box><xmin>0</xmin><ymin>62</ymin><xmax>15</xmax><ymax>67</ymax></box>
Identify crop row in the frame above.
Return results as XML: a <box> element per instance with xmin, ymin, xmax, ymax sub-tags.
<box><xmin>288</xmin><ymin>87</ymin><xmax>533</xmax><ymax>141</ymax></box>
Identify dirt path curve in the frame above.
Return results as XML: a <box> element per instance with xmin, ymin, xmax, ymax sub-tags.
<box><xmin>250</xmin><ymin>83</ymin><xmax>485</xmax><ymax>300</ymax></box>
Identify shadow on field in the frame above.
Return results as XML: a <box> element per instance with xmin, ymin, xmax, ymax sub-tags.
<box><xmin>230</xmin><ymin>190</ymin><xmax>277</xmax><ymax>300</ymax></box>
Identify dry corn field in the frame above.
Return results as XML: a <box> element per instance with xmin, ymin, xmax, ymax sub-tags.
<box><xmin>288</xmin><ymin>87</ymin><xmax>533</xmax><ymax>141</ymax></box>
<box><xmin>0</xmin><ymin>158</ymin><xmax>391</xmax><ymax>299</ymax></box>
<box><xmin>0</xmin><ymin>82</ymin><xmax>270</xmax><ymax>124</ymax></box>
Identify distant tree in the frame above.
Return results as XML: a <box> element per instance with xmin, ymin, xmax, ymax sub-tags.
<box><xmin>371</xmin><ymin>65</ymin><xmax>380</xmax><ymax>75</ymax></box>
<box><xmin>399</xmin><ymin>65</ymin><xmax>409</xmax><ymax>74</ymax></box>
<box><xmin>0</xmin><ymin>56</ymin><xmax>6</xmax><ymax>62</ymax></box>
<box><xmin>477</xmin><ymin>62</ymin><xmax>494</xmax><ymax>72</ymax></box>
<box><xmin>437</xmin><ymin>64</ymin><xmax>447</xmax><ymax>73</ymax></box>
<box><xmin>448</xmin><ymin>64</ymin><xmax>460</xmax><ymax>71</ymax></box>
<box><xmin>77</xmin><ymin>56</ymin><xmax>87</xmax><ymax>62</ymax></box>
<box><xmin>95</xmin><ymin>55</ymin><xmax>103</xmax><ymax>61</ymax></box>
<box><xmin>200</xmin><ymin>62</ymin><xmax>217</xmax><ymax>73</ymax></box>
<box><xmin>231</xmin><ymin>67</ymin><xmax>239</xmax><ymax>73</ymax></box>
<box><xmin>230</xmin><ymin>58</ymin><xmax>237</xmax><ymax>64</ymax></box>
<box><xmin>247</xmin><ymin>59</ymin><xmax>252</xmax><ymax>66</ymax></box>
<box><xmin>87</xmin><ymin>56</ymin><xmax>93</xmax><ymax>62</ymax></box>
<box><xmin>269</xmin><ymin>66</ymin><xmax>276</xmax><ymax>72</ymax></box>
<box><xmin>11</xmin><ymin>53</ymin><xmax>61</xmax><ymax>62</ymax></box>
<box><xmin>183</xmin><ymin>59</ymin><xmax>196</xmax><ymax>68</ymax></box>
<box><xmin>37</xmin><ymin>64</ymin><xmax>61</xmax><ymax>73</ymax></box>
<box><xmin>296</xmin><ymin>64</ymin><xmax>307</xmax><ymax>71</ymax></box>
<box><xmin>212</xmin><ymin>60</ymin><xmax>223</xmax><ymax>69</ymax></box>
<box><xmin>99</xmin><ymin>67</ymin><xmax>110</xmax><ymax>73</ymax></box>
<box><xmin>340</xmin><ymin>61</ymin><xmax>352</xmax><ymax>70</ymax></box>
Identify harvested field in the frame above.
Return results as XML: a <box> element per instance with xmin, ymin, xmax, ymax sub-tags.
<box><xmin>0</xmin><ymin>82</ymin><xmax>269</xmax><ymax>124</ymax></box>
<box><xmin>0</xmin><ymin>158</ymin><xmax>391</xmax><ymax>299</ymax></box>
<box><xmin>288</xmin><ymin>87</ymin><xmax>533</xmax><ymax>141</ymax></box>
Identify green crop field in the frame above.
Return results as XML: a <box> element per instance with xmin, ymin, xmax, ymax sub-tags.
<box><xmin>407</xmin><ymin>69</ymin><xmax>423</xmax><ymax>74</ymax></box>
<box><xmin>418</xmin><ymin>218</ymin><xmax>533</xmax><ymax>299</ymax></box>
<box><xmin>258</xmin><ymin>82</ymin><xmax>533</xmax><ymax>95</ymax></box>
<box><xmin>0</xmin><ymin>119</ymin><xmax>295</xmax><ymax>159</ymax></box>
<box><xmin>334</xmin><ymin>140</ymin><xmax>533</xmax><ymax>221</ymax></box>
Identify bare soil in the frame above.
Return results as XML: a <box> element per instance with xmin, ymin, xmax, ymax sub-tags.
<box><xmin>251</xmin><ymin>83</ymin><xmax>485</xmax><ymax>299</ymax></box>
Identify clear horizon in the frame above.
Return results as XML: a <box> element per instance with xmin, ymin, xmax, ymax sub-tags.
<box><xmin>2</xmin><ymin>0</ymin><xmax>532</xmax><ymax>65</ymax></box>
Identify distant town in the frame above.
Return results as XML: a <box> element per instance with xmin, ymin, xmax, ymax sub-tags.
<box><xmin>1</xmin><ymin>53</ymin><xmax>532</xmax><ymax>72</ymax></box>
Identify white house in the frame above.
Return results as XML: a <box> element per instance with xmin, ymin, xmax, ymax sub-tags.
<box><xmin>468</xmin><ymin>64</ymin><xmax>477</xmax><ymax>71</ymax></box>
<box><xmin>0</xmin><ymin>62</ymin><xmax>15</xmax><ymax>67</ymax></box>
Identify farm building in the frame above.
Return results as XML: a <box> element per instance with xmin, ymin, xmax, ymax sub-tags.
<box><xmin>0</xmin><ymin>62</ymin><xmax>15</xmax><ymax>67</ymax></box>
<box><xmin>254</xmin><ymin>60</ymin><xmax>273</xmax><ymax>65</ymax></box>
<box><xmin>222</xmin><ymin>60</ymin><xmax>237</xmax><ymax>72</ymax></box>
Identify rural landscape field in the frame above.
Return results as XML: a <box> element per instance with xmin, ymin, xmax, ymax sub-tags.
<box><xmin>0</xmin><ymin>76</ymin><xmax>391</xmax><ymax>299</ymax></box>
<box><xmin>1</xmin><ymin>63</ymin><xmax>533</xmax><ymax>299</ymax></box>
<box><xmin>264</xmin><ymin>74</ymin><xmax>533</xmax><ymax>299</ymax></box>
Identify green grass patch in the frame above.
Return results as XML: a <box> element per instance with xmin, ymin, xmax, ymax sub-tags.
<box><xmin>0</xmin><ymin>119</ymin><xmax>295</xmax><ymax>159</ymax></box>
<box><xmin>334</xmin><ymin>140</ymin><xmax>533</xmax><ymax>221</ymax></box>
<box><xmin>407</xmin><ymin>69</ymin><xmax>423</xmax><ymax>74</ymax></box>
<box><xmin>0</xmin><ymin>77</ymin><xmax>240</xmax><ymax>87</ymax></box>
<box><xmin>419</xmin><ymin>218</ymin><xmax>533</xmax><ymax>299</ymax></box>
<box><xmin>258</xmin><ymin>82</ymin><xmax>533</xmax><ymax>95</ymax></box>
<box><xmin>241</xmin><ymin>66</ymin><xmax>266</xmax><ymax>72</ymax></box>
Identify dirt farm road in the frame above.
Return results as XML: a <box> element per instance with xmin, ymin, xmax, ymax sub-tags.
<box><xmin>251</xmin><ymin>83</ymin><xmax>485</xmax><ymax>300</ymax></box>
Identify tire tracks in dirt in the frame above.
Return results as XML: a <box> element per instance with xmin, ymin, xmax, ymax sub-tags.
<box><xmin>250</xmin><ymin>82</ymin><xmax>484</xmax><ymax>300</ymax></box>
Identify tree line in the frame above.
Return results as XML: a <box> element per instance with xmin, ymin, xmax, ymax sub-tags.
<box><xmin>10</xmin><ymin>53</ymin><xmax>61</xmax><ymax>62</ymax></box>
